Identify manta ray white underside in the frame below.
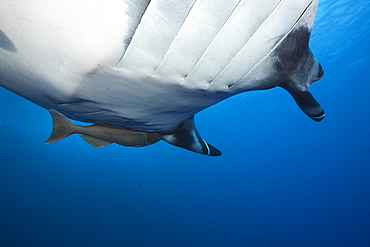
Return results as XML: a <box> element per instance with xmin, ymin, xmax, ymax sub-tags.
<box><xmin>0</xmin><ymin>0</ymin><xmax>324</xmax><ymax>155</ymax></box>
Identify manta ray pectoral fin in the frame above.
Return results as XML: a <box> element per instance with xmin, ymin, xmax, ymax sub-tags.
<box><xmin>282</xmin><ymin>85</ymin><xmax>325</xmax><ymax>122</ymax></box>
<box><xmin>80</xmin><ymin>134</ymin><xmax>112</xmax><ymax>148</ymax></box>
<box><xmin>162</xmin><ymin>116</ymin><xmax>222</xmax><ymax>156</ymax></box>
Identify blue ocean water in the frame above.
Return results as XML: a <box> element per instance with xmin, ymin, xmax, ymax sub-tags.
<box><xmin>0</xmin><ymin>0</ymin><xmax>369</xmax><ymax>246</ymax></box>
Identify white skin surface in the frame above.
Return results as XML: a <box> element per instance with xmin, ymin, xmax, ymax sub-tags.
<box><xmin>0</xmin><ymin>0</ymin><xmax>320</xmax><ymax>132</ymax></box>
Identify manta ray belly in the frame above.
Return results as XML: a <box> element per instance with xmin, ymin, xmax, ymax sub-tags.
<box><xmin>0</xmin><ymin>0</ymin><xmax>320</xmax><ymax>133</ymax></box>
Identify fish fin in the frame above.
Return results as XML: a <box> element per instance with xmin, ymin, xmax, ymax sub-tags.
<box><xmin>281</xmin><ymin>84</ymin><xmax>325</xmax><ymax>122</ymax></box>
<box><xmin>91</xmin><ymin>122</ymin><xmax>112</xmax><ymax>128</ymax></box>
<box><xmin>44</xmin><ymin>109</ymin><xmax>76</xmax><ymax>144</ymax></box>
<box><xmin>80</xmin><ymin>134</ymin><xmax>112</xmax><ymax>148</ymax></box>
<box><xmin>162</xmin><ymin>116</ymin><xmax>222</xmax><ymax>156</ymax></box>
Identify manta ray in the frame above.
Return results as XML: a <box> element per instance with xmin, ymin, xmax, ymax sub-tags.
<box><xmin>0</xmin><ymin>0</ymin><xmax>324</xmax><ymax>156</ymax></box>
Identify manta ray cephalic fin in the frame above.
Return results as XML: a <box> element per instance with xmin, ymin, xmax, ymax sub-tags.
<box><xmin>281</xmin><ymin>84</ymin><xmax>325</xmax><ymax>122</ymax></box>
<box><xmin>162</xmin><ymin>116</ymin><xmax>222</xmax><ymax>156</ymax></box>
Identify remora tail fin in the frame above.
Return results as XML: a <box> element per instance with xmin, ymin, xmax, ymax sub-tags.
<box><xmin>44</xmin><ymin>109</ymin><xmax>76</xmax><ymax>144</ymax></box>
<box><xmin>162</xmin><ymin>116</ymin><xmax>222</xmax><ymax>156</ymax></box>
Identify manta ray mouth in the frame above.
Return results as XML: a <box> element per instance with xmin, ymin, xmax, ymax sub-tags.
<box><xmin>316</xmin><ymin>63</ymin><xmax>324</xmax><ymax>81</ymax></box>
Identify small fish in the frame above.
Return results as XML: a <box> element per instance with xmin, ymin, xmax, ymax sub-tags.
<box><xmin>45</xmin><ymin>109</ymin><xmax>162</xmax><ymax>148</ymax></box>
<box><xmin>45</xmin><ymin>109</ymin><xmax>221</xmax><ymax>156</ymax></box>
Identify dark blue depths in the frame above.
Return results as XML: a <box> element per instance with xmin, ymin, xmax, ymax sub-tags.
<box><xmin>0</xmin><ymin>0</ymin><xmax>369</xmax><ymax>246</ymax></box>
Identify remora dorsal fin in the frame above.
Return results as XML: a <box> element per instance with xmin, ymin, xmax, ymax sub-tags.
<box><xmin>80</xmin><ymin>134</ymin><xmax>112</xmax><ymax>148</ymax></box>
<box><xmin>91</xmin><ymin>122</ymin><xmax>112</xmax><ymax>128</ymax></box>
<box><xmin>162</xmin><ymin>116</ymin><xmax>222</xmax><ymax>156</ymax></box>
<box><xmin>44</xmin><ymin>109</ymin><xmax>75</xmax><ymax>144</ymax></box>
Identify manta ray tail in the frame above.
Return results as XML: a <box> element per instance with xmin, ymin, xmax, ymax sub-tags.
<box><xmin>44</xmin><ymin>109</ymin><xmax>76</xmax><ymax>144</ymax></box>
<box><xmin>162</xmin><ymin>116</ymin><xmax>222</xmax><ymax>156</ymax></box>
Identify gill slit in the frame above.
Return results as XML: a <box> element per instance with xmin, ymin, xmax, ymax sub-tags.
<box><xmin>227</xmin><ymin>0</ymin><xmax>313</xmax><ymax>89</ymax></box>
<box><xmin>152</xmin><ymin>0</ymin><xmax>198</xmax><ymax>76</ymax></box>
